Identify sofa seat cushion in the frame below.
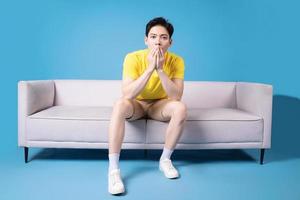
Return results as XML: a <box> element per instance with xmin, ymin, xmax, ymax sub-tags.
<box><xmin>29</xmin><ymin>106</ymin><xmax>113</xmax><ymax>120</ymax></box>
<box><xmin>146</xmin><ymin>108</ymin><xmax>263</xmax><ymax>144</ymax></box>
<box><xmin>27</xmin><ymin>106</ymin><xmax>263</xmax><ymax>145</ymax></box>
<box><xmin>187</xmin><ymin>108</ymin><xmax>262</xmax><ymax>121</ymax></box>
<box><xmin>27</xmin><ymin>106</ymin><xmax>146</xmax><ymax>143</ymax></box>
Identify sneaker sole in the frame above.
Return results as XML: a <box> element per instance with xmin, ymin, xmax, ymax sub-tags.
<box><xmin>159</xmin><ymin>166</ymin><xmax>179</xmax><ymax>179</ymax></box>
<box><xmin>109</xmin><ymin>187</ymin><xmax>125</xmax><ymax>195</ymax></box>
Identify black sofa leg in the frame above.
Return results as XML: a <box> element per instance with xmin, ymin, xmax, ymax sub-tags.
<box><xmin>24</xmin><ymin>147</ymin><xmax>28</xmax><ymax>163</ymax></box>
<box><xmin>260</xmin><ymin>149</ymin><xmax>265</xmax><ymax>165</ymax></box>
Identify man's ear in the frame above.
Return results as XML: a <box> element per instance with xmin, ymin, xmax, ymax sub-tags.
<box><xmin>144</xmin><ymin>36</ymin><xmax>148</xmax><ymax>46</ymax></box>
<box><xmin>169</xmin><ymin>38</ymin><xmax>173</xmax><ymax>46</ymax></box>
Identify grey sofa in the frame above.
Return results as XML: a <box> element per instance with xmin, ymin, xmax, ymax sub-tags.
<box><xmin>18</xmin><ymin>80</ymin><xmax>273</xmax><ymax>164</ymax></box>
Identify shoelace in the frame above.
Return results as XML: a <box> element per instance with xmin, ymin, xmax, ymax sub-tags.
<box><xmin>163</xmin><ymin>160</ymin><xmax>176</xmax><ymax>171</ymax></box>
<box><xmin>110</xmin><ymin>173</ymin><xmax>122</xmax><ymax>186</ymax></box>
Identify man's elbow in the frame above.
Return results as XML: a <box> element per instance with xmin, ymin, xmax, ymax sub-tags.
<box><xmin>122</xmin><ymin>93</ymin><xmax>134</xmax><ymax>100</ymax></box>
<box><xmin>121</xmin><ymin>90</ymin><xmax>135</xmax><ymax>100</ymax></box>
<box><xmin>168</xmin><ymin>90</ymin><xmax>183</xmax><ymax>101</ymax></box>
<box><xmin>168</xmin><ymin>95</ymin><xmax>182</xmax><ymax>101</ymax></box>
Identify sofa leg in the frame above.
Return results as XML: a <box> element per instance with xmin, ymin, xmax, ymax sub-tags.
<box><xmin>260</xmin><ymin>149</ymin><xmax>265</xmax><ymax>165</ymax></box>
<box><xmin>24</xmin><ymin>147</ymin><xmax>29</xmax><ymax>163</ymax></box>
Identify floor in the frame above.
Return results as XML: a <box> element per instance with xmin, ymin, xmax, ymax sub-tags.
<box><xmin>1</xmin><ymin>145</ymin><xmax>299</xmax><ymax>200</ymax></box>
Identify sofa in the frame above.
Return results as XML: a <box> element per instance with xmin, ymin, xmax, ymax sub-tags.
<box><xmin>18</xmin><ymin>80</ymin><xmax>273</xmax><ymax>164</ymax></box>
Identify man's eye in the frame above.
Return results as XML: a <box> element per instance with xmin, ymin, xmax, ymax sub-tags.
<box><xmin>150</xmin><ymin>36</ymin><xmax>156</xmax><ymax>39</ymax></box>
<box><xmin>162</xmin><ymin>37</ymin><xmax>168</xmax><ymax>40</ymax></box>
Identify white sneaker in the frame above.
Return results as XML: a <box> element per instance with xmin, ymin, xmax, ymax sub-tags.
<box><xmin>108</xmin><ymin>169</ymin><xmax>125</xmax><ymax>195</ymax></box>
<box><xmin>159</xmin><ymin>159</ymin><xmax>179</xmax><ymax>179</ymax></box>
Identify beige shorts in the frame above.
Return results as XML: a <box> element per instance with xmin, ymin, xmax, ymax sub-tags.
<box><xmin>126</xmin><ymin>98</ymin><xmax>171</xmax><ymax>122</ymax></box>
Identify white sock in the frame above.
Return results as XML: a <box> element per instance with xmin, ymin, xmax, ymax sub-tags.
<box><xmin>108</xmin><ymin>153</ymin><xmax>120</xmax><ymax>172</ymax></box>
<box><xmin>160</xmin><ymin>147</ymin><xmax>174</xmax><ymax>161</ymax></box>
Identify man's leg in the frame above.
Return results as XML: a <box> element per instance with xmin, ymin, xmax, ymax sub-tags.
<box><xmin>109</xmin><ymin>98</ymin><xmax>145</xmax><ymax>155</ymax></box>
<box><xmin>108</xmin><ymin>98</ymin><xmax>145</xmax><ymax>194</ymax></box>
<box><xmin>148</xmin><ymin>99</ymin><xmax>187</xmax><ymax>149</ymax></box>
<box><xmin>147</xmin><ymin>99</ymin><xmax>187</xmax><ymax>178</ymax></box>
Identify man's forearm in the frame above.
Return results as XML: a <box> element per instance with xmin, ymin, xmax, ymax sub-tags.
<box><xmin>157</xmin><ymin>69</ymin><xmax>181</xmax><ymax>100</ymax></box>
<box><xmin>122</xmin><ymin>69</ymin><xmax>153</xmax><ymax>99</ymax></box>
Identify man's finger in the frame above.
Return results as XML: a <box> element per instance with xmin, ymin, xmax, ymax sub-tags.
<box><xmin>154</xmin><ymin>48</ymin><xmax>159</xmax><ymax>57</ymax></box>
<box><xmin>154</xmin><ymin>47</ymin><xmax>159</xmax><ymax>57</ymax></box>
<box><xmin>156</xmin><ymin>53</ymin><xmax>159</xmax><ymax>68</ymax></box>
<box><xmin>150</xmin><ymin>48</ymin><xmax>156</xmax><ymax>57</ymax></box>
<box><xmin>158</xmin><ymin>48</ymin><xmax>163</xmax><ymax>58</ymax></box>
<box><xmin>154</xmin><ymin>53</ymin><xmax>158</xmax><ymax>68</ymax></box>
<box><xmin>157</xmin><ymin>47</ymin><xmax>161</xmax><ymax>58</ymax></box>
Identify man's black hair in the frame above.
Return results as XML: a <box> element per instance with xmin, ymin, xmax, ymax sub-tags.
<box><xmin>145</xmin><ymin>17</ymin><xmax>174</xmax><ymax>38</ymax></box>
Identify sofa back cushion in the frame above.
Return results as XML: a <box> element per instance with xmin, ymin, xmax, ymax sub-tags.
<box><xmin>54</xmin><ymin>80</ymin><xmax>121</xmax><ymax>106</ymax></box>
<box><xmin>54</xmin><ymin>80</ymin><xmax>237</xmax><ymax>108</ymax></box>
<box><xmin>182</xmin><ymin>81</ymin><xmax>237</xmax><ymax>108</ymax></box>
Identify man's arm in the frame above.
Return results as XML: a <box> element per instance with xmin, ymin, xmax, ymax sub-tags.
<box><xmin>122</xmin><ymin>69</ymin><xmax>153</xmax><ymax>99</ymax></box>
<box><xmin>156</xmin><ymin>48</ymin><xmax>184</xmax><ymax>100</ymax></box>
<box><xmin>122</xmin><ymin>48</ymin><xmax>157</xmax><ymax>99</ymax></box>
<box><xmin>157</xmin><ymin>70</ymin><xmax>184</xmax><ymax>100</ymax></box>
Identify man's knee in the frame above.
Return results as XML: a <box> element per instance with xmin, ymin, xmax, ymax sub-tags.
<box><xmin>113</xmin><ymin>98</ymin><xmax>134</xmax><ymax>117</ymax></box>
<box><xmin>171</xmin><ymin>101</ymin><xmax>187</xmax><ymax>122</ymax></box>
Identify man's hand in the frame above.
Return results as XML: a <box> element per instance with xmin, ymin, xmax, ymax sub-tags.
<box><xmin>147</xmin><ymin>48</ymin><xmax>158</xmax><ymax>72</ymax></box>
<box><xmin>147</xmin><ymin>47</ymin><xmax>165</xmax><ymax>72</ymax></box>
<box><xmin>156</xmin><ymin>47</ymin><xmax>165</xmax><ymax>71</ymax></box>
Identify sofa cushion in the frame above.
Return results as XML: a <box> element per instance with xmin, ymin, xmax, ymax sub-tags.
<box><xmin>27</xmin><ymin>106</ymin><xmax>263</xmax><ymax>145</ymax></box>
<box><xmin>29</xmin><ymin>106</ymin><xmax>112</xmax><ymax>120</ymax></box>
<box><xmin>27</xmin><ymin>106</ymin><xmax>146</xmax><ymax>143</ymax></box>
<box><xmin>182</xmin><ymin>82</ymin><xmax>237</xmax><ymax>108</ymax></box>
<box><xmin>187</xmin><ymin>108</ymin><xmax>261</xmax><ymax>121</ymax></box>
<box><xmin>146</xmin><ymin>108</ymin><xmax>263</xmax><ymax>144</ymax></box>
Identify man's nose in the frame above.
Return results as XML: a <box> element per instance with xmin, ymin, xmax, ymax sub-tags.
<box><xmin>155</xmin><ymin>41</ymin><xmax>161</xmax><ymax>46</ymax></box>
<box><xmin>155</xmin><ymin>38</ymin><xmax>161</xmax><ymax>46</ymax></box>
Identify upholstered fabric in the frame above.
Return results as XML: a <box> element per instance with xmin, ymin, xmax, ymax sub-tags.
<box><xmin>54</xmin><ymin>80</ymin><xmax>121</xmax><ymax>107</ymax></box>
<box><xmin>26</xmin><ymin>106</ymin><xmax>263</xmax><ymax>145</ymax></box>
<box><xmin>182</xmin><ymin>81</ymin><xmax>237</xmax><ymax>108</ymax></box>
<box><xmin>18</xmin><ymin>80</ymin><xmax>273</xmax><ymax>150</ymax></box>
<box><xmin>18</xmin><ymin>80</ymin><xmax>55</xmax><ymax>146</ymax></box>
<box><xmin>236</xmin><ymin>82</ymin><xmax>273</xmax><ymax>148</ymax></box>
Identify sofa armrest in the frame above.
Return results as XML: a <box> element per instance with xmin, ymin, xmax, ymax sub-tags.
<box><xmin>236</xmin><ymin>82</ymin><xmax>273</xmax><ymax>148</ymax></box>
<box><xmin>18</xmin><ymin>80</ymin><xmax>55</xmax><ymax>146</ymax></box>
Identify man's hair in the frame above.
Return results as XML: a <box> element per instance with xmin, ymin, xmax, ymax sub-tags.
<box><xmin>145</xmin><ymin>17</ymin><xmax>174</xmax><ymax>38</ymax></box>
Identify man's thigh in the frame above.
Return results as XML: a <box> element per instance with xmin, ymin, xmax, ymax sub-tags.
<box><xmin>147</xmin><ymin>98</ymin><xmax>177</xmax><ymax>122</ymax></box>
<box><xmin>126</xmin><ymin>99</ymin><xmax>147</xmax><ymax>121</ymax></box>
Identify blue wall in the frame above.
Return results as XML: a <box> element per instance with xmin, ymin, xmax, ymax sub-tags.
<box><xmin>0</xmin><ymin>0</ymin><xmax>299</xmax><ymax>148</ymax></box>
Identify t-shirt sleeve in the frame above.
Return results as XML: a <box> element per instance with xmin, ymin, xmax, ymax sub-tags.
<box><xmin>122</xmin><ymin>53</ymin><xmax>139</xmax><ymax>80</ymax></box>
<box><xmin>172</xmin><ymin>56</ymin><xmax>185</xmax><ymax>79</ymax></box>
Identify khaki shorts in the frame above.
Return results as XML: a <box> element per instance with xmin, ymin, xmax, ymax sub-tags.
<box><xmin>126</xmin><ymin>98</ymin><xmax>172</xmax><ymax>122</ymax></box>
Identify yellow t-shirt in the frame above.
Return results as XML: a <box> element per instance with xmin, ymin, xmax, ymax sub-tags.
<box><xmin>122</xmin><ymin>49</ymin><xmax>185</xmax><ymax>100</ymax></box>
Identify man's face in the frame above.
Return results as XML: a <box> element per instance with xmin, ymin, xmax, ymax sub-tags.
<box><xmin>145</xmin><ymin>25</ymin><xmax>172</xmax><ymax>54</ymax></box>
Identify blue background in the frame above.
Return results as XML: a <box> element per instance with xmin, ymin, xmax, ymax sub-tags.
<box><xmin>1</xmin><ymin>0</ymin><xmax>300</xmax><ymax>199</ymax></box>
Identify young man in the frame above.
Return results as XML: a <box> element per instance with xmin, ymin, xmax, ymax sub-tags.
<box><xmin>108</xmin><ymin>17</ymin><xmax>187</xmax><ymax>195</ymax></box>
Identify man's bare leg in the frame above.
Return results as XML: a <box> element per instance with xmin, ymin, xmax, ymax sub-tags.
<box><xmin>108</xmin><ymin>98</ymin><xmax>144</xmax><ymax>195</ymax></box>
<box><xmin>148</xmin><ymin>99</ymin><xmax>187</xmax><ymax>149</ymax></box>
<box><xmin>109</xmin><ymin>98</ymin><xmax>145</xmax><ymax>154</ymax></box>
<box><xmin>164</xmin><ymin>101</ymin><xmax>187</xmax><ymax>149</ymax></box>
<box><xmin>148</xmin><ymin>99</ymin><xmax>187</xmax><ymax>178</ymax></box>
